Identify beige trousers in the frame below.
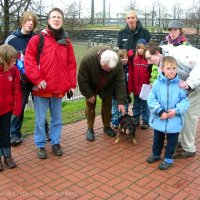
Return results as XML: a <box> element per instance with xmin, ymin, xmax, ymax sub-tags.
<box><xmin>179</xmin><ymin>86</ymin><xmax>200</xmax><ymax>152</ymax></box>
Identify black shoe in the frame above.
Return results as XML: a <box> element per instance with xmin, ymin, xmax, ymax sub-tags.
<box><xmin>86</xmin><ymin>128</ymin><xmax>95</xmax><ymax>141</ymax></box>
<box><xmin>45</xmin><ymin>132</ymin><xmax>51</xmax><ymax>141</ymax></box>
<box><xmin>0</xmin><ymin>159</ymin><xmax>3</xmax><ymax>171</ymax></box>
<box><xmin>146</xmin><ymin>155</ymin><xmax>161</xmax><ymax>163</ymax></box>
<box><xmin>158</xmin><ymin>161</ymin><xmax>173</xmax><ymax>170</ymax></box>
<box><xmin>11</xmin><ymin>136</ymin><xmax>23</xmax><ymax>146</ymax></box>
<box><xmin>174</xmin><ymin>150</ymin><xmax>196</xmax><ymax>159</ymax></box>
<box><xmin>141</xmin><ymin>123</ymin><xmax>149</xmax><ymax>129</ymax></box>
<box><xmin>4</xmin><ymin>157</ymin><xmax>16</xmax><ymax>169</ymax></box>
<box><xmin>52</xmin><ymin>144</ymin><xmax>63</xmax><ymax>156</ymax></box>
<box><xmin>103</xmin><ymin>127</ymin><xmax>116</xmax><ymax>137</ymax></box>
<box><xmin>37</xmin><ymin>147</ymin><xmax>47</xmax><ymax>159</ymax></box>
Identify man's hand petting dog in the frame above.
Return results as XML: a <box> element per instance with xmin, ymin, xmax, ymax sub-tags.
<box><xmin>118</xmin><ymin>105</ymin><xmax>125</xmax><ymax>114</ymax></box>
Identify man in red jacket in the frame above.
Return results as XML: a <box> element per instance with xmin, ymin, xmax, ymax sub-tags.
<box><xmin>25</xmin><ymin>8</ymin><xmax>77</xmax><ymax>159</ymax></box>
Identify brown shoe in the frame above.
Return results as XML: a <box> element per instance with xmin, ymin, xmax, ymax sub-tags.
<box><xmin>37</xmin><ymin>147</ymin><xmax>47</xmax><ymax>159</ymax></box>
<box><xmin>4</xmin><ymin>157</ymin><xmax>16</xmax><ymax>169</ymax></box>
<box><xmin>52</xmin><ymin>144</ymin><xmax>63</xmax><ymax>156</ymax></box>
<box><xmin>174</xmin><ymin>149</ymin><xmax>196</xmax><ymax>159</ymax></box>
<box><xmin>0</xmin><ymin>159</ymin><xmax>3</xmax><ymax>171</ymax></box>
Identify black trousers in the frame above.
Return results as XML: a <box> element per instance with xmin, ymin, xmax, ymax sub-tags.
<box><xmin>152</xmin><ymin>129</ymin><xmax>179</xmax><ymax>159</ymax></box>
<box><xmin>0</xmin><ymin>112</ymin><xmax>12</xmax><ymax>157</ymax></box>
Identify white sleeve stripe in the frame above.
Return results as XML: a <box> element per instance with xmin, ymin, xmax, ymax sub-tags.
<box><xmin>4</xmin><ymin>35</ymin><xmax>17</xmax><ymax>44</ymax></box>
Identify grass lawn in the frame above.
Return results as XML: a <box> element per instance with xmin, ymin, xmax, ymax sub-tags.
<box><xmin>22</xmin><ymin>41</ymin><xmax>92</xmax><ymax>136</ymax></box>
<box><xmin>22</xmin><ymin>98</ymin><xmax>101</xmax><ymax>136</ymax></box>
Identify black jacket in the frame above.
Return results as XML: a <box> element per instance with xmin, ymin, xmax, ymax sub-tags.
<box><xmin>117</xmin><ymin>20</ymin><xmax>151</xmax><ymax>50</ymax></box>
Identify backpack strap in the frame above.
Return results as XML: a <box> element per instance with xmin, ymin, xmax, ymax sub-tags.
<box><xmin>36</xmin><ymin>32</ymin><xmax>44</xmax><ymax>65</ymax></box>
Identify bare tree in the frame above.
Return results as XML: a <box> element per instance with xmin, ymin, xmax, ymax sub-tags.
<box><xmin>0</xmin><ymin>0</ymin><xmax>32</xmax><ymax>41</ymax></box>
<box><xmin>0</xmin><ymin>0</ymin><xmax>51</xmax><ymax>42</ymax></box>
<box><xmin>171</xmin><ymin>2</ymin><xmax>182</xmax><ymax>20</ymax></box>
<box><xmin>187</xmin><ymin>0</ymin><xmax>200</xmax><ymax>44</ymax></box>
<box><xmin>64</xmin><ymin>1</ymin><xmax>81</xmax><ymax>29</ymax></box>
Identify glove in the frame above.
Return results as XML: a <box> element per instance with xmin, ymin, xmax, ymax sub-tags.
<box><xmin>67</xmin><ymin>90</ymin><xmax>73</xmax><ymax>99</ymax></box>
<box><xmin>16</xmin><ymin>60</ymin><xmax>25</xmax><ymax>75</ymax></box>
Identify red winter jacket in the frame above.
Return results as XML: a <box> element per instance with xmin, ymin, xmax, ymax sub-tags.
<box><xmin>24</xmin><ymin>29</ymin><xmax>77</xmax><ymax>97</ymax></box>
<box><xmin>128</xmin><ymin>52</ymin><xmax>151</xmax><ymax>95</ymax></box>
<box><xmin>0</xmin><ymin>66</ymin><xmax>22</xmax><ymax>116</ymax></box>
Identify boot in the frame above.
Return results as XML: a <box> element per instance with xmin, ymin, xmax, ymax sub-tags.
<box><xmin>0</xmin><ymin>158</ymin><xmax>3</xmax><ymax>172</ymax></box>
<box><xmin>4</xmin><ymin>157</ymin><xmax>16</xmax><ymax>169</ymax></box>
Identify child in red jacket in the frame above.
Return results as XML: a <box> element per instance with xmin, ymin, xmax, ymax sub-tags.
<box><xmin>128</xmin><ymin>39</ymin><xmax>151</xmax><ymax>129</ymax></box>
<box><xmin>0</xmin><ymin>44</ymin><xmax>22</xmax><ymax>171</ymax></box>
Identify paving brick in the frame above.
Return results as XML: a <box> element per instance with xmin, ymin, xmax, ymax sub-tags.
<box><xmin>91</xmin><ymin>188</ymin><xmax>111</xmax><ymax>199</ymax></box>
<box><xmin>170</xmin><ymin>191</ymin><xmax>189</xmax><ymax>200</ymax></box>
<box><xmin>2</xmin><ymin>115</ymin><xmax>200</xmax><ymax>199</ymax></box>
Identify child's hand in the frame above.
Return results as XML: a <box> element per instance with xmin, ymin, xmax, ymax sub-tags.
<box><xmin>160</xmin><ymin>112</ymin><xmax>168</xmax><ymax>120</ymax></box>
<box><xmin>167</xmin><ymin>109</ymin><xmax>176</xmax><ymax>118</ymax></box>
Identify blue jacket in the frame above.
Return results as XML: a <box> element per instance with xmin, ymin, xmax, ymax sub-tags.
<box><xmin>147</xmin><ymin>73</ymin><xmax>190</xmax><ymax>133</ymax></box>
<box><xmin>5</xmin><ymin>28</ymin><xmax>35</xmax><ymax>52</ymax></box>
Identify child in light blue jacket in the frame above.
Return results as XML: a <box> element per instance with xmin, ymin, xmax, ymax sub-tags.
<box><xmin>146</xmin><ymin>56</ymin><xmax>189</xmax><ymax>170</ymax></box>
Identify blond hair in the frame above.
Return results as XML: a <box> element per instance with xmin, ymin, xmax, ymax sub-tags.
<box><xmin>136</xmin><ymin>43</ymin><xmax>145</xmax><ymax>56</ymax></box>
<box><xmin>126</xmin><ymin>10</ymin><xmax>138</xmax><ymax>19</ymax></box>
<box><xmin>0</xmin><ymin>44</ymin><xmax>17</xmax><ymax>72</ymax></box>
<box><xmin>19</xmin><ymin>11</ymin><xmax>37</xmax><ymax>30</ymax></box>
<box><xmin>162</xmin><ymin>56</ymin><xmax>177</xmax><ymax>68</ymax></box>
<box><xmin>117</xmin><ymin>49</ymin><xmax>128</xmax><ymax>59</ymax></box>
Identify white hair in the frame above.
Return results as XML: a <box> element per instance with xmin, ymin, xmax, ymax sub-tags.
<box><xmin>100</xmin><ymin>50</ymin><xmax>119</xmax><ymax>69</ymax></box>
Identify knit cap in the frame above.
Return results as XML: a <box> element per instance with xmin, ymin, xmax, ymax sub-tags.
<box><xmin>136</xmin><ymin>38</ymin><xmax>147</xmax><ymax>46</ymax></box>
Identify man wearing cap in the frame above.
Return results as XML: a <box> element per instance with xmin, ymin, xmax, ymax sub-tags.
<box><xmin>118</xmin><ymin>10</ymin><xmax>151</xmax><ymax>50</ymax></box>
<box><xmin>78</xmin><ymin>45</ymin><xmax>126</xmax><ymax>141</ymax></box>
<box><xmin>144</xmin><ymin>43</ymin><xmax>200</xmax><ymax>159</ymax></box>
<box><xmin>160</xmin><ymin>20</ymin><xmax>190</xmax><ymax>46</ymax></box>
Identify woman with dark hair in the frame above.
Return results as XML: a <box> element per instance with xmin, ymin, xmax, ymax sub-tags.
<box><xmin>160</xmin><ymin>20</ymin><xmax>190</xmax><ymax>46</ymax></box>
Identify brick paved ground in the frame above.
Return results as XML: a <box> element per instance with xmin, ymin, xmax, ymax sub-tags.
<box><xmin>0</xmin><ymin>116</ymin><xmax>200</xmax><ymax>200</ymax></box>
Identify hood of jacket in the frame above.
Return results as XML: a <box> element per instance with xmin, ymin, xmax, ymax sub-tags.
<box><xmin>11</xmin><ymin>28</ymin><xmax>35</xmax><ymax>39</ymax></box>
<box><xmin>158</xmin><ymin>71</ymin><xmax>179</xmax><ymax>84</ymax></box>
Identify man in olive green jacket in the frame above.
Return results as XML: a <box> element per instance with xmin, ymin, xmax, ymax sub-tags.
<box><xmin>78</xmin><ymin>45</ymin><xmax>126</xmax><ymax>141</ymax></box>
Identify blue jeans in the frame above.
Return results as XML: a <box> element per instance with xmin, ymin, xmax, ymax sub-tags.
<box><xmin>34</xmin><ymin>96</ymin><xmax>62</xmax><ymax>148</ymax></box>
<box><xmin>132</xmin><ymin>95</ymin><xmax>149</xmax><ymax>124</ymax></box>
<box><xmin>10</xmin><ymin>82</ymin><xmax>49</xmax><ymax>139</ymax></box>
<box><xmin>111</xmin><ymin>97</ymin><xmax>128</xmax><ymax>125</ymax></box>
<box><xmin>152</xmin><ymin>129</ymin><xmax>179</xmax><ymax>161</ymax></box>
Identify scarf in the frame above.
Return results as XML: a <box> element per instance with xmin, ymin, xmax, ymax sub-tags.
<box><xmin>165</xmin><ymin>34</ymin><xmax>187</xmax><ymax>45</ymax></box>
<box><xmin>47</xmin><ymin>24</ymin><xmax>68</xmax><ymax>42</ymax></box>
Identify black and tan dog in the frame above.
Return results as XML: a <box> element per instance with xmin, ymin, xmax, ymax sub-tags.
<box><xmin>115</xmin><ymin>114</ymin><xmax>137</xmax><ymax>144</ymax></box>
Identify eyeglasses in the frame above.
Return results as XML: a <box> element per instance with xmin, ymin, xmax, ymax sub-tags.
<box><xmin>50</xmin><ymin>16</ymin><xmax>63</xmax><ymax>21</ymax></box>
<box><xmin>146</xmin><ymin>56</ymin><xmax>152</xmax><ymax>61</ymax></box>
